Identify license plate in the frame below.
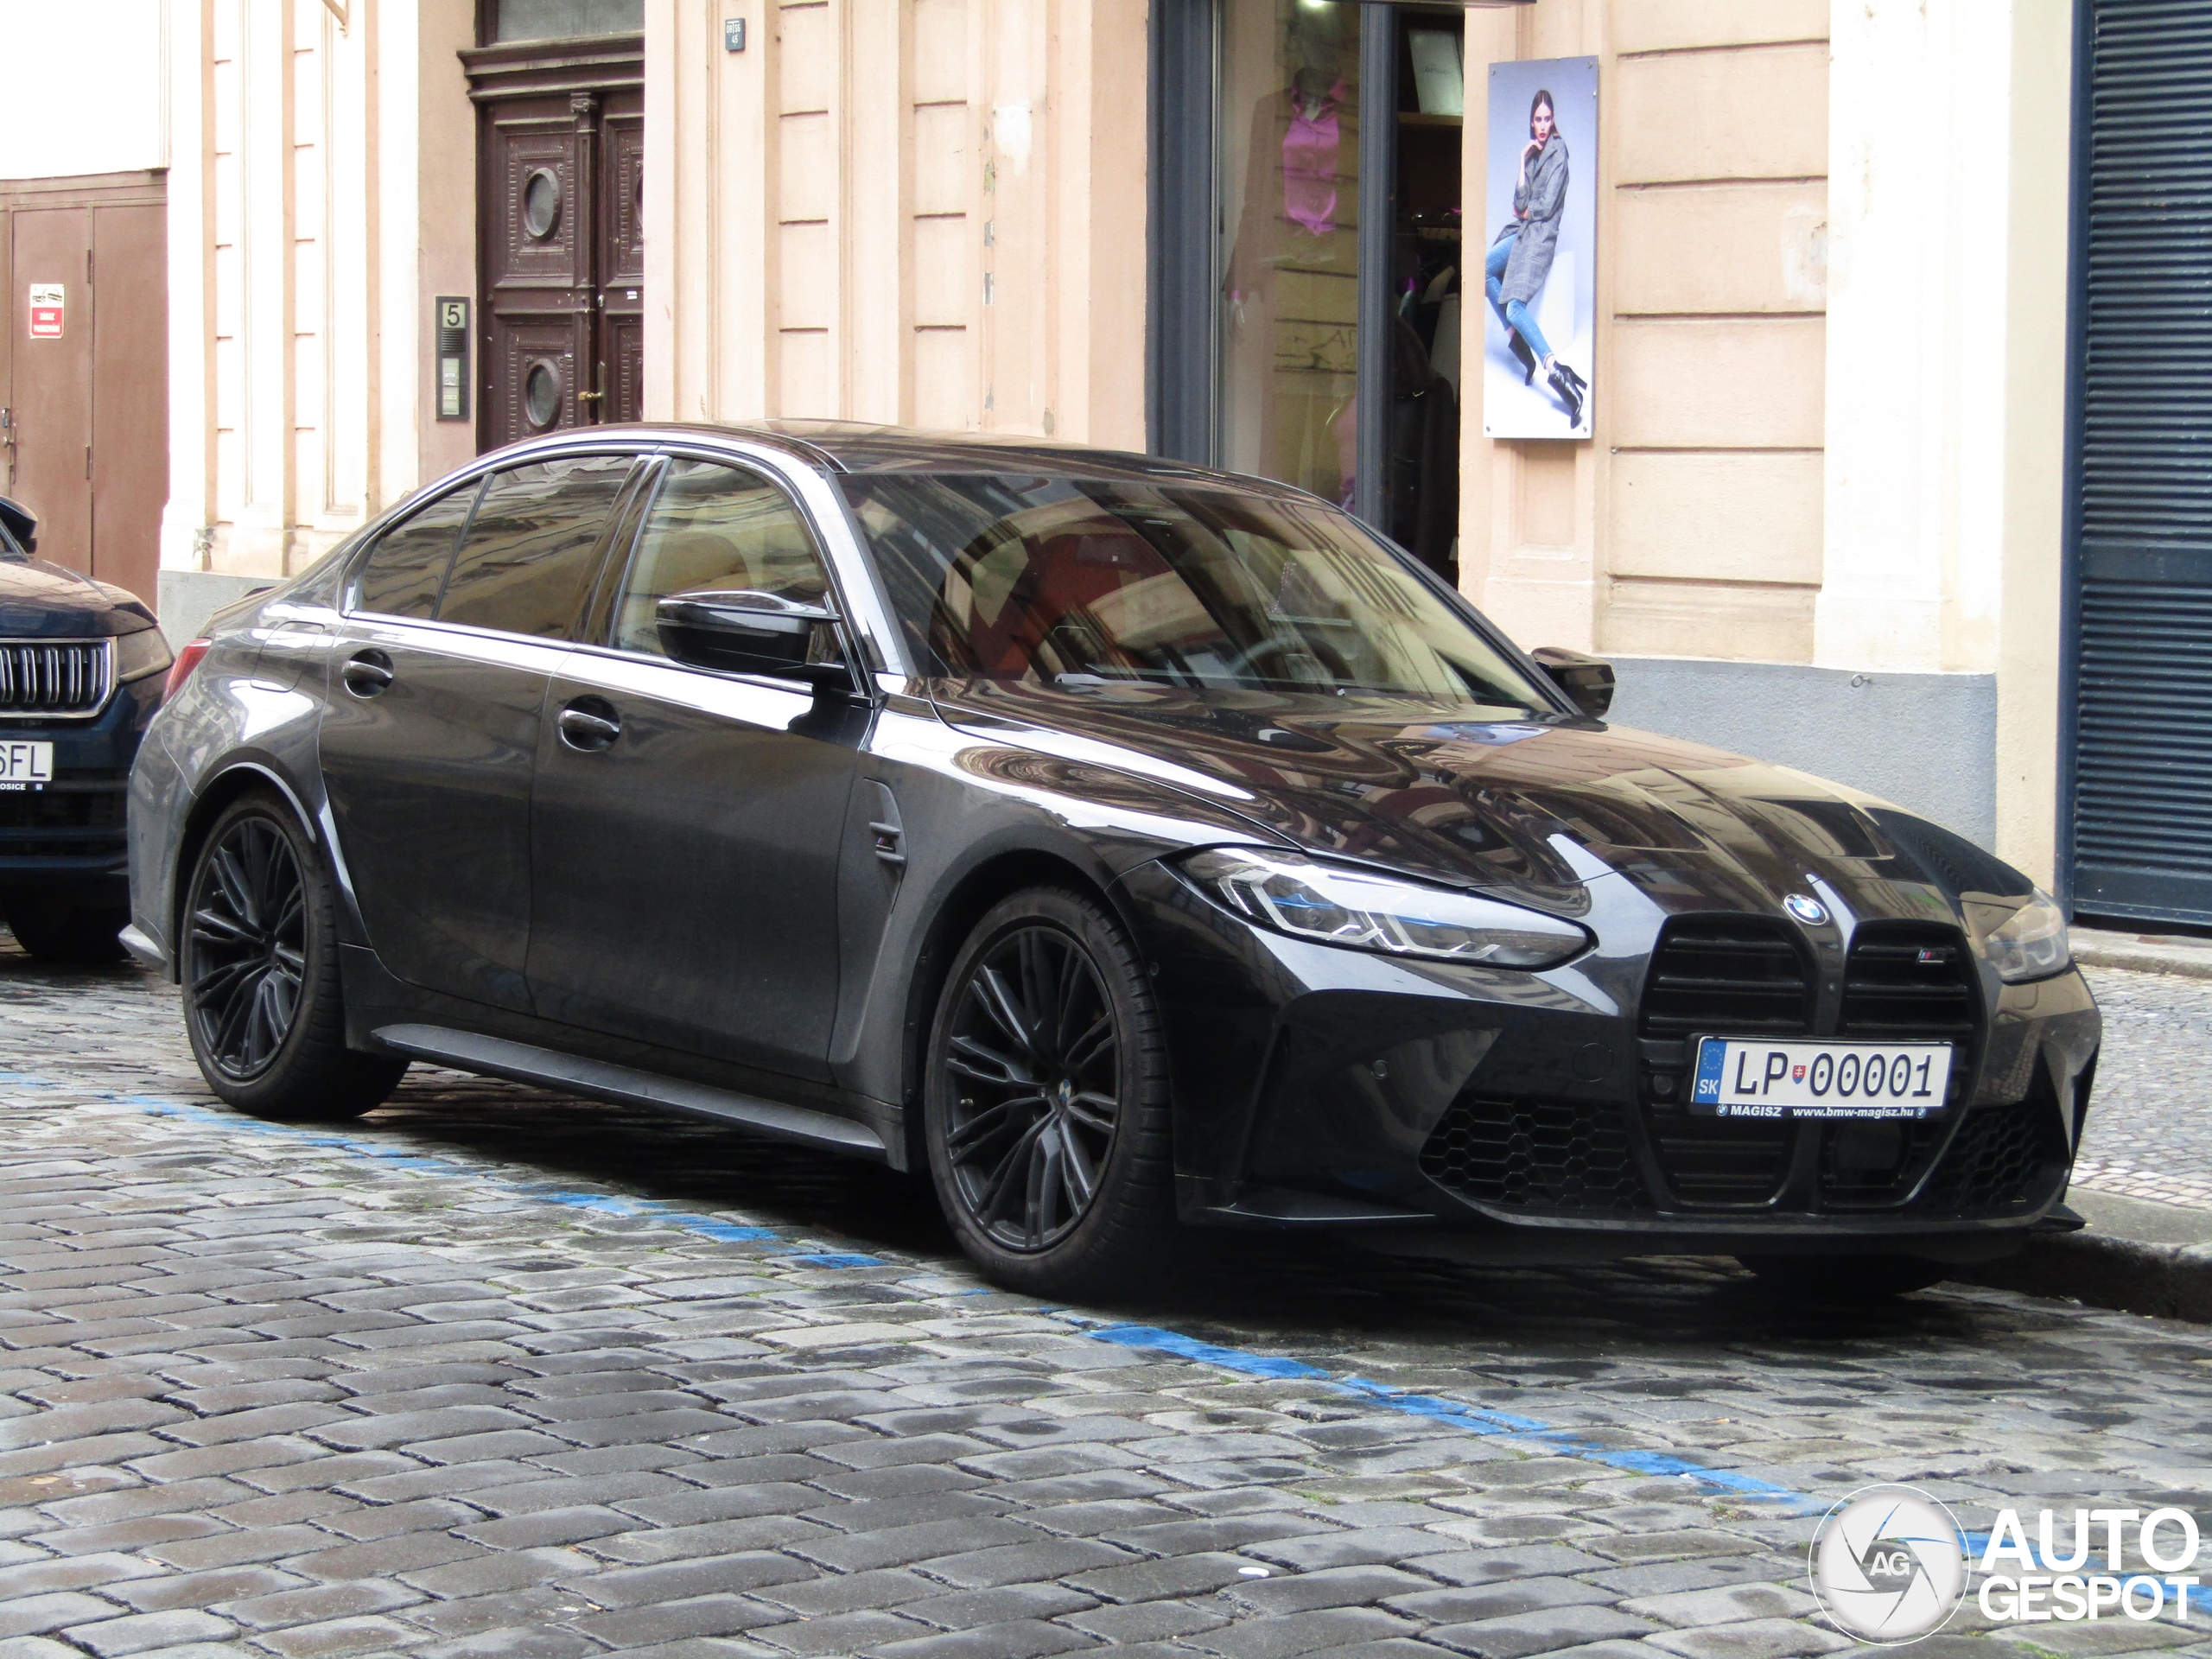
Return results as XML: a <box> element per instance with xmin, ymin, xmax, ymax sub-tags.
<box><xmin>0</xmin><ymin>741</ymin><xmax>52</xmax><ymax>791</ymax></box>
<box><xmin>1690</xmin><ymin>1036</ymin><xmax>1955</xmax><ymax>1119</ymax></box>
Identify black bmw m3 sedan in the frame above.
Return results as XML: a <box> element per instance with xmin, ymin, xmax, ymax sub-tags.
<box><xmin>126</xmin><ymin>423</ymin><xmax>2100</xmax><ymax>1294</ymax></box>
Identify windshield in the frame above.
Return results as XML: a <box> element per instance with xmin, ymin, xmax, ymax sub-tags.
<box><xmin>842</xmin><ymin>474</ymin><xmax>1554</xmax><ymax>712</ymax></box>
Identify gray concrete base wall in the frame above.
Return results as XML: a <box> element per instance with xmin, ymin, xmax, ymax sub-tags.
<box><xmin>156</xmin><ymin>570</ymin><xmax>278</xmax><ymax>649</ymax></box>
<box><xmin>1606</xmin><ymin>658</ymin><xmax>1998</xmax><ymax>848</ymax></box>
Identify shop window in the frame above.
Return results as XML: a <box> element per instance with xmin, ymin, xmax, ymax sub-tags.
<box><xmin>487</xmin><ymin>0</ymin><xmax>643</xmax><ymax>44</ymax></box>
<box><xmin>1157</xmin><ymin>0</ymin><xmax>1467</xmax><ymax>585</ymax></box>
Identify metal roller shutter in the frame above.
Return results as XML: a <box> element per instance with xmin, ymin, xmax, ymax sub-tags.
<box><xmin>2070</xmin><ymin>0</ymin><xmax>2212</xmax><ymax>925</ymax></box>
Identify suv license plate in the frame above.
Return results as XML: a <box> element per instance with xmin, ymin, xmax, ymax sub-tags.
<box><xmin>1690</xmin><ymin>1036</ymin><xmax>1954</xmax><ymax>1120</ymax></box>
<box><xmin>0</xmin><ymin>741</ymin><xmax>52</xmax><ymax>791</ymax></box>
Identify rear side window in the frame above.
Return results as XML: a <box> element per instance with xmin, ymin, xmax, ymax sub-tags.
<box><xmin>354</xmin><ymin>481</ymin><xmax>481</xmax><ymax>618</ymax></box>
<box><xmin>439</xmin><ymin>454</ymin><xmax>638</xmax><ymax>639</ymax></box>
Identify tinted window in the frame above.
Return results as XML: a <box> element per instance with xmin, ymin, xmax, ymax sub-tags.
<box><xmin>611</xmin><ymin>460</ymin><xmax>831</xmax><ymax>656</ymax></box>
<box><xmin>354</xmin><ymin>481</ymin><xmax>481</xmax><ymax>619</ymax></box>
<box><xmin>439</xmin><ymin>454</ymin><xmax>637</xmax><ymax>638</ymax></box>
<box><xmin>843</xmin><ymin>474</ymin><xmax>1551</xmax><ymax>710</ymax></box>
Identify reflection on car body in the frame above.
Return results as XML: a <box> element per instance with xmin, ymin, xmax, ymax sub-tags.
<box><xmin>126</xmin><ymin>423</ymin><xmax>2099</xmax><ymax>1297</ymax></box>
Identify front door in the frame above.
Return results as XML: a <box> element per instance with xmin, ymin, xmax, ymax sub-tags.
<box><xmin>471</xmin><ymin>38</ymin><xmax>645</xmax><ymax>450</ymax></box>
<box><xmin>527</xmin><ymin>456</ymin><xmax>861</xmax><ymax>1082</ymax></box>
<box><xmin>0</xmin><ymin>178</ymin><xmax>167</xmax><ymax>607</ymax></box>
<box><xmin>320</xmin><ymin>454</ymin><xmax>640</xmax><ymax>1012</ymax></box>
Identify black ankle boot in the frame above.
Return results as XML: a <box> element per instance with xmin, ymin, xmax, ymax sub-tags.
<box><xmin>1555</xmin><ymin>361</ymin><xmax>1588</xmax><ymax>397</ymax></box>
<box><xmin>1548</xmin><ymin>365</ymin><xmax>1583</xmax><ymax>425</ymax></box>
<box><xmin>1510</xmin><ymin>332</ymin><xmax>1537</xmax><ymax>385</ymax></box>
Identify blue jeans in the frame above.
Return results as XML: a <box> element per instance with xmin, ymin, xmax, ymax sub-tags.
<box><xmin>1485</xmin><ymin>233</ymin><xmax>1552</xmax><ymax>364</ymax></box>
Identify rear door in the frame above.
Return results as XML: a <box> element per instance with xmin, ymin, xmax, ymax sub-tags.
<box><xmin>527</xmin><ymin>454</ymin><xmax>862</xmax><ymax>1080</ymax></box>
<box><xmin>319</xmin><ymin>452</ymin><xmax>641</xmax><ymax>1012</ymax></box>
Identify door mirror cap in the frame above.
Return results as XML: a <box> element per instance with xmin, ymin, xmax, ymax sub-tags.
<box><xmin>1531</xmin><ymin>645</ymin><xmax>1615</xmax><ymax>720</ymax></box>
<box><xmin>655</xmin><ymin>588</ymin><xmax>852</xmax><ymax>690</ymax></box>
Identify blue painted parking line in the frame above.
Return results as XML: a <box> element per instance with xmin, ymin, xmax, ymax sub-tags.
<box><xmin>1073</xmin><ymin>1319</ymin><xmax>1820</xmax><ymax>1513</ymax></box>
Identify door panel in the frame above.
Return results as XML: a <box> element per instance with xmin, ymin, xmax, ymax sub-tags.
<box><xmin>474</xmin><ymin>43</ymin><xmax>645</xmax><ymax>449</ymax></box>
<box><xmin>90</xmin><ymin>203</ymin><xmax>167</xmax><ymax>607</ymax></box>
<box><xmin>528</xmin><ymin>651</ymin><xmax>857</xmax><ymax>1078</ymax></box>
<box><xmin>9</xmin><ymin>208</ymin><xmax>92</xmax><ymax>575</ymax></box>
<box><xmin>320</xmin><ymin>619</ymin><xmax>563</xmax><ymax>1014</ymax></box>
<box><xmin>600</xmin><ymin>92</ymin><xmax>645</xmax><ymax>423</ymax></box>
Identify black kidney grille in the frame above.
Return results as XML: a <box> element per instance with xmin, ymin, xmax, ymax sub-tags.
<box><xmin>1818</xmin><ymin>1117</ymin><xmax>1949</xmax><ymax>1206</ymax></box>
<box><xmin>1840</xmin><ymin>924</ymin><xmax>1978</xmax><ymax>1038</ymax></box>
<box><xmin>1648</xmin><ymin>1115</ymin><xmax>1792</xmax><ymax>1205</ymax></box>
<box><xmin>1420</xmin><ymin>1094</ymin><xmax>1649</xmax><ymax>1214</ymax></box>
<box><xmin>0</xmin><ymin>639</ymin><xmax>111</xmax><ymax>715</ymax></box>
<box><xmin>1637</xmin><ymin>918</ymin><xmax>1812</xmax><ymax>1039</ymax></box>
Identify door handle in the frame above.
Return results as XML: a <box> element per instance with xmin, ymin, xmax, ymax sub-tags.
<box><xmin>557</xmin><ymin>702</ymin><xmax>621</xmax><ymax>752</ymax></box>
<box><xmin>340</xmin><ymin>651</ymin><xmax>394</xmax><ymax>698</ymax></box>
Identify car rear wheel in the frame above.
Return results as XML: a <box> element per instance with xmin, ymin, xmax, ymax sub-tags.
<box><xmin>925</xmin><ymin>887</ymin><xmax>1174</xmax><ymax>1296</ymax></box>
<box><xmin>1735</xmin><ymin>1254</ymin><xmax>1951</xmax><ymax>1299</ymax></box>
<box><xmin>2</xmin><ymin>887</ymin><xmax>129</xmax><ymax>965</ymax></box>
<box><xmin>182</xmin><ymin>793</ymin><xmax>406</xmax><ymax>1121</ymax></box>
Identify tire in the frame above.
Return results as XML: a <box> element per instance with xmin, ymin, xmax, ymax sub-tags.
<box><xmin>2</xmin><ymin>887</ymin><xmax>130</xmax><ymax>965</ymax></box>
<box><xmin>924</xmin><ymin>886</ymin><xmax>1175</xmax><ymax>1297</ymax></box>
<box><xmin>1735</xmin><ymin>1254</ymin><xmax>1951</xmax><ymax>1300</ymax></box>
<box><xmin>181</xmin><ymin>791</ymin><xmax>406</xmax><ymax>1121</ymax></box>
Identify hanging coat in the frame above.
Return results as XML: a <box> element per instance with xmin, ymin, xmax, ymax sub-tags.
<box><xmin>1497</xmin><ymin>133</ymin><xmax>1568</xmax><ymax>308</ymax></box>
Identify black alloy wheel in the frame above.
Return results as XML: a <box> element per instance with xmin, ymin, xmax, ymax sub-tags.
<box><xmin>925</xmin><ymin>887</ymin><xmax>1173</xmax><ymax>1294</ymax></box>
<box><xmin>180</xmin><ymin>793</ymin><xmax>406</xmax><ymax>1120</ymax></box>
<box><xmin>186</xmin><ymin>814</ymin><xmax>308</xmax><ymax>1080</ymax></box>
<box><xmin>944</xmin><ymin>924</ymin><xmax>1121</xmax><ymax>1250</ymax></box>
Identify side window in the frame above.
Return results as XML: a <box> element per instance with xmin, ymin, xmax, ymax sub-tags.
<box><xmin>353</xmin><ymin>480</ymin><xmax>481</xmax><ymax>619</ymax></box>
<box><xmin>611</xmin><ymin>459</ymin><xmax>833</xmax><ymax>656</ymax></box>
<box><xmin>437</xmin><ymin>454</ymin><xmax>638</xmax><ymax>639</ymax></box>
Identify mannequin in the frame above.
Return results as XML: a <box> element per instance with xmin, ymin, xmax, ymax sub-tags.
<box><xmin>1223</xmin><ymin>3</ymin><xmax>1362</xmax><ymax>505</ymax></box>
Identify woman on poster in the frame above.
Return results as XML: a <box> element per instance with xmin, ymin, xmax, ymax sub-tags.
<box><xmin>1486</xmin><ymin>88</ymin><xmax>1587</xmax><ymax>428</ymax></box>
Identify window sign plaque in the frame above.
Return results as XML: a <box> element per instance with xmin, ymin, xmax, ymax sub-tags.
<box><xmin>28</xmin><ymin>284</ymin><xmax>63</xmax><ymax>340</ymax></box>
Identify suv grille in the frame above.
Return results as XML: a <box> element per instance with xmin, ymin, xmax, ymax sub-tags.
<box><xmin>1420</xmin><ymin>1094</ymin><xmax>1649</xmax><ymax>1214</ymax></box>
<box><xmin>1637</xmin><ymin>918</ymin><xmax>1812</xmax><ymax>1038</ymax></box>
<box><xmin>0</xmin><ymin>639</ymin><xmax>111</xmax><ymax>715</ymax></box>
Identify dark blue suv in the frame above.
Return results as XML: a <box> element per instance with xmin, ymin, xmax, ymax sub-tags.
<box><xmin>1</xmin><ymin>496</ymin><xmax>171</xmax><ymax>962</ymax></box>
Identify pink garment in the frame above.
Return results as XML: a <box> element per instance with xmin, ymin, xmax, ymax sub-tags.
<box><xmin>1281</xmin><ymin>86</ymin><xmax>1347</xmax><ymax>237</ymax></box>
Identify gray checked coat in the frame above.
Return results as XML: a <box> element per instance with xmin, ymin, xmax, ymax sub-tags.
<box><xmin>1496</xmin><ymin>133</ymin><xmax>1569</xmax><ymax>308</ymax></box>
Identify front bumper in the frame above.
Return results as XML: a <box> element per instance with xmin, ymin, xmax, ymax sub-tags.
<box><xmin>0</xmin><ymin>677</ymin><xmax>158</xmax><ymax>887</ymax></box>
<box><xmin>1117</xmin><ymin>861</ymin><xmax>2102</xmax><ymax>1263</ymax></box>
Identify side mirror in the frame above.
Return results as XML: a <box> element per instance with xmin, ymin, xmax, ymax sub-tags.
<box><xmin>1531</xmin><ymin>646</ymin><xmax>1615</xmax><ymax>720</ymax></box>
<box><xmin>655</xmin><ymin>588</ymin><xmax>853</xmax><ymax>691</ymax></box>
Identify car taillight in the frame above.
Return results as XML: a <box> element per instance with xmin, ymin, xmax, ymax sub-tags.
<box><xmin>164</xmin><ymin>639</ymin><xmax>213</xmax><ymax>704</ymax></box>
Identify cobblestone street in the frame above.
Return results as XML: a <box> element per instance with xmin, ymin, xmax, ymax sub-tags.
<box><xmin>3</xmin><ymin>939</ymin><xmax>2212</xmax><ymax>1659</ymax></box>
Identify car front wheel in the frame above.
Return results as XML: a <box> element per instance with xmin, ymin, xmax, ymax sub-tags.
<box><xmin>924</xmin><ymin>886</ymin><xmax>1174</xmax><ymax>1296</ymax></box>
<box><xmin>181</xmin><ymin>792</ymin><xmax>406</xmax><ymax>1121</ymax></box>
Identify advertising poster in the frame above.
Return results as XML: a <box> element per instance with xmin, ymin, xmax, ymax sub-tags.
<box><xmin>1482</xmin><ymin>56</ymin><xmax>1597</xmax><ymax>440</ymax></box>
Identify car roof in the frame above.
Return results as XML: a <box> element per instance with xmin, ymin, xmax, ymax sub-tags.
<box><xmin>523</xmin><ymin>420</ymin><xmax>1315</xmax><ymax>498</ymax></box>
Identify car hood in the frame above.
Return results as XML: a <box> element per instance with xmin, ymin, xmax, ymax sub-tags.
<box><xmin>0</xmin><ymin>556</ymin><xmax>157</xmax><ymax>637</ymax></box>
<box><xmin>929</xmin><ymin>681</ymin><xmax>2027</xmax><ymax>922</ymax></box>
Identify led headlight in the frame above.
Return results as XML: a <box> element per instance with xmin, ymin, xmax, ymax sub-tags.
<box><xmin>114</xmin><ymin>626</ymin><xmax>175</xmax><ymax>685</ymax></box>
<box><xmin>1980</xmin><ymin>888</ymin><xmax>2072</xmax><ymax>983</ymax></box>
<box><xmin>1176</xmin><ymin>848</ymin><xmax>1590</xmax><ymax>969</ymax></box>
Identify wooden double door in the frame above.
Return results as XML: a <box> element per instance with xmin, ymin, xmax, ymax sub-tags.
<box><xmin>468</xmin><ymin>37</ymin><xmax>644</xmax><ymax>451</ymax></box>
<box><xmin>0</xmin><ymin>174</ymin><xmax>166</xmax><ymax>607</ymax></box>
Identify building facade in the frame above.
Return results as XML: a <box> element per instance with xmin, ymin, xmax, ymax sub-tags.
<box><xmin>157</xmin><ymin>0</ymin><xmax>2167</xmax><ymax>923</ymax></box>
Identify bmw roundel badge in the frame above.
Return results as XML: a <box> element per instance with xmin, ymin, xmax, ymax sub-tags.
<box><xmin>1784</xmin><ymin>893</ymin><xmax>1828</xmax><ymax>925</ymax></box>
